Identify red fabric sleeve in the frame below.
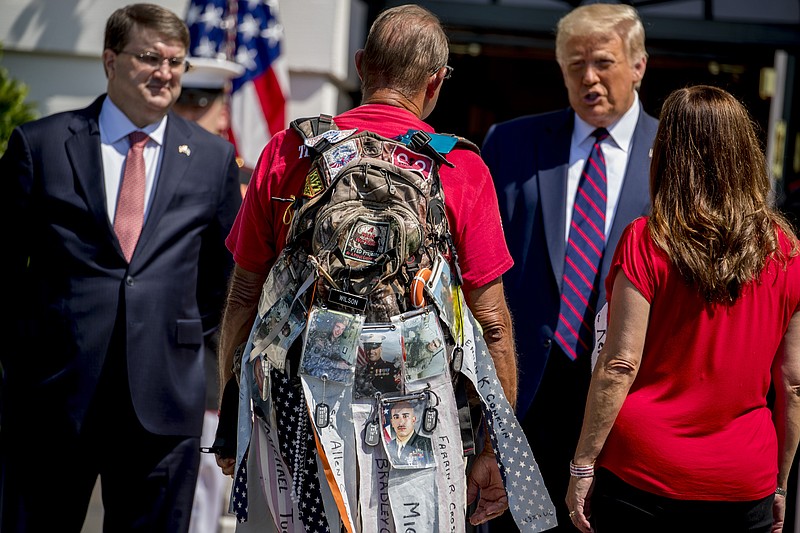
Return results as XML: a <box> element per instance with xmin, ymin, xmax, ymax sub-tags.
<box><xmin>226</xmin><ymin>129</ymin><xmax>308</xmax><ymax>274</ymax></box>
<box><xmin>442</xmin><ymin>149</ymin><xmax>513</xmax><ymax>293</ymax></box>
<box><xmin>606</xmin><ymin>217</ymin><xmax>662</xmax><ymax>306</ymax></box>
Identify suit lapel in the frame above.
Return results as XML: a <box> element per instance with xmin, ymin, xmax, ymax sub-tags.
<box><xmin>65</xmin><ymin>97</ymin><xmax>117</xmax><ymax>243</ymax></box>
<box><xmin>135</xmin><ymin>113</ymin><xmax>194</xmax><ymax>260</ymax></box>
<box><xmin>539</xmin><ymin>110</ymin><xmax>573</xmax><ymax>286</ymax></box>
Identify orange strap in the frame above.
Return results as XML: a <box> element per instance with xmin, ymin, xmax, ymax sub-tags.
<box><xmin>312</xmin><ymin>421</ymin><xmax>353</xmax><ymax>532</ymax></box>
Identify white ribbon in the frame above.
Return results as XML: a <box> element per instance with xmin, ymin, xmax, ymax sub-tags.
<box><xmin>456</xmin><ymin>292</ymin><xmax>558</xmax><ymax>531</ymax></box>
<box><xmin>353</xmin><ymin>401</ymin><xmax>396</xmax><ymax>532</ymax></box>
<box><xmin>300</xmin><ymin>376</ymin><xmax>358</xmax><ymax>531</ymax></box>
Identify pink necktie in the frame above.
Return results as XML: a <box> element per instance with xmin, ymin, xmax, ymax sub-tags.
<box><xmin>554</xmin><ymin>128</ymin><xmax>609</xmax><ymax>360</ymax></box>
<box><xmin>114</xmin><ymin>131</ymin><xmax>149</xmax><ymax>262</ymax></box>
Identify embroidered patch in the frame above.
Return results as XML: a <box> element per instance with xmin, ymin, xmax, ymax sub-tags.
<box><xmin>323</xmin><ymin>140</ymin><xmax>359</xmax><ymax>179</ymax></box>
<box><xmin>303</xmin><ymin>168</ymin><xmax>324</xmax><ymax>198</ymax></box>
<box><xmin>391</xmin><ymin>145</ymin><xmax>434</xmax><ymax>180</ymax></box>
<box><xmin>305</xmin><ymin>128</ymin><xmax>358</xmax><ymax>149</ymax></box>
<box><xmin>344</xmin><ymin>219</ymin><xmax>390</xmax><ymax>263</ymax></box>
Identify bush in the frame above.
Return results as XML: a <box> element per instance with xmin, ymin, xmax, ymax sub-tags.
<box><xmin>0</xmin><ymin>54</ymin><xmax>38</xmax><ymax>157</ymax></box>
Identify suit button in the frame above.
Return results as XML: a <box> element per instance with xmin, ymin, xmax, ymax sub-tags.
<box><xmin>543</xmin><ymin>339</ymin><xmax>552</xmax><ymax>348</ymax></box>
<box><xmin>126</xmin><ymin>276</ymin><xmax>135</xmax><ymax>287</ymax></box>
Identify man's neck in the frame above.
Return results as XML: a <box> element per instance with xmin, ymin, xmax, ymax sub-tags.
<box><xmin>397</xmin><ymin>433</ymin><xmax>413</xmax><ymax>446</ymax></box>
<box><xmin>362</xmin><ymin>88</ymin><xmax>424</xmax><ymax>118</ymax></box>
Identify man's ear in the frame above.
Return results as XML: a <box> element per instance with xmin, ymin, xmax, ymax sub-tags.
<box><xmin>632</xmin><ymin>55</ymin><xmax>647</xmax><ymax>84</ymax></box>
<box><xmin>355</xmin><ymin>49</ymin><xmax>364</xmax><ymax>81</ymax></box>
<box><xmin>426</xmin><ymin>71</ymin><xmax>443</xmax><ymax>98</ymax></box>
<box><xmin>102</xmin><ymin>49</ymin><xmax>116</xmax><ymax>79</ymax></box>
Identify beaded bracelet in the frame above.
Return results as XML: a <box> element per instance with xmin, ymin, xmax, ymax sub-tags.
<box><xmin>776</xmin><ymin>487</ymin><xmax>788</xmax><ymax>497</ymax></box>
<box><xmin>569</xmin><ymin>461</ymin><xmax>595</xmax><ymax>479</ymax></box>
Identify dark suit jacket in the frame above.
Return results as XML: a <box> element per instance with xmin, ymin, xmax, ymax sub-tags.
<box><xmin>386</xmin><ymin>431</ymin><xmax>434</xmax><ymax>467</ymax></box>
<box><xmin>482</xmin><ymin>106</ymin><xmax>658</xmax><ymax>419</ymax></box>
<box><xmin>1</xmin><ymin>95</ymin><xmax>240</xmax><ymax>437</ymax></box>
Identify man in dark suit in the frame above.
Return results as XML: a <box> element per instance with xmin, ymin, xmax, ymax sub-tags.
<box><xmin>0</xmin><ymin>4</ymin><xmax>240</xmax><ymax>532</ymax></box>
<box><xmin>482</xmin><ymin>4</ymin><xmax>657</xmax><ymax>530</ymax></box>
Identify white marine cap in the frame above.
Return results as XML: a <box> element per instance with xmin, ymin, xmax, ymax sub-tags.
<box><xmin>182</xmin><ymin>57</ymin><xmax>245</xmax><ymax>89</ymax></box>
<box><xmin>362</xmin><ymin>333</ymin><xmax>386</xmax><ymax>347</ymax></box>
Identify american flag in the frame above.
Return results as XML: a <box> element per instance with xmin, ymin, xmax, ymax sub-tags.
<box><xmin>186</xmin><ymin>0</ymin><xmax>289</xmax><ymax>169</ymax></box>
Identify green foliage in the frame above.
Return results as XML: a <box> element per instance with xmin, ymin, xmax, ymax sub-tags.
<box><xmin>0</xmin><ymin>57</ymin><xmax>37</xmax><ymax>157</ymax></box>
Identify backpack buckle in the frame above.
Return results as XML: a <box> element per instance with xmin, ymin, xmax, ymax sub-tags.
<box><xmin>408</xmin><ymin>131</ymin><xmax>455</xmax><ymax>168</ymax></box>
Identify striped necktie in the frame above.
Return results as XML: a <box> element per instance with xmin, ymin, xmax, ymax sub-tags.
<box><xmin>554</xmin><ymin>128</ymin><xmax>609</xmax><ymax>360</ymax></box>
<box><xmin>114</xmin><ymin>131</ymin><xmax>149</xmax><ymax>262</ymax></box>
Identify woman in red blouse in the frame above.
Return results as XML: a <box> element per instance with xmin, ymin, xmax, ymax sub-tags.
<box><xmin>566</xmin><ymin>85</ymin><xmax>800</xmax><ymax>532</ymax></box>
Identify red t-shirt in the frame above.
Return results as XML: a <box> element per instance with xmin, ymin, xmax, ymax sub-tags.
<box><xmin>226</xmin><ymin>104</ymin><xmax>512</xmax><ymax>293</ymax></box>
<box><xmin>599</xmin><ymin>217</ymin><xmax>800</xmax><ymax>501</ymax></box>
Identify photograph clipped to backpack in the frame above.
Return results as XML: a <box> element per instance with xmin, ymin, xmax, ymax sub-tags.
<box><xmin>300</xmin><ymin>307</ymin><xmax>363</xmax><ymax>384</ymax></box>
<box><xmin>395</xmin><ymin>308</ymin><xmax>447</xmax><ymax>383</ymax></box>
<box><xmin>381</xmin><ymin>394</ymin><xmax>435</xmax><ymax>469</ymax></box>
<box><xmin>354</xmin><ymin>325</ymin><xmax>403</xmax><ymax>398</ymax></box>
<box><xmin>427</xmin><ymin>253</ymin><xmax>458</xmax><ymax>333</ymax></box>
<box><xmin>262</xmin><ymin>299</ymin><xmax>308</xmax><ymax>373</ymax></box>
<box><xmin>251</xmin><ymin>249</ymin><xmax>315</xmax><ymax>367</ymax></box>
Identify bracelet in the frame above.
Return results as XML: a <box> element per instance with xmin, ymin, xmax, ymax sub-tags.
<box><xmin>569</xmin><ymin>461</ymin><xmax>595</xmax><ymax>479</ymax></box>
<box><xmin>776</xmin><ymin>487</ymin><xmax>788</xmax><ymax>497</ymax></box>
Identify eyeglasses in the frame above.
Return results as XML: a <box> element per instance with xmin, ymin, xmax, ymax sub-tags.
<box><xmin>433</xmin><ymin>65</ymin><xmax>453</xmax><ymax>80</ymax></box>
<box><xmin>119</xmin><ymin>50</ymin><xmax>190</xmax><ymax>72</ymax></box>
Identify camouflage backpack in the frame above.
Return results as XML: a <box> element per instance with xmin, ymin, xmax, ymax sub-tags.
<box><xmin>286</xmin><ymin>114</ymin><xmax>477</xmax><ymax>322</ymax></box>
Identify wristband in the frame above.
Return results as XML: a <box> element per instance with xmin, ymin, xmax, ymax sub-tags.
<box><xmin>776</xmin><ymin>487</ymin><xmax>787</xmax><ymax>497</ymax></box>
<box><xmin>569</xmin><ymin>461</ymin><xmax>595</xmax><ymax>479</ymax></box>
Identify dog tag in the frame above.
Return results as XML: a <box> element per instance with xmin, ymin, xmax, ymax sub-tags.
<box><xmin>364</xmin><ymin>420</ymin><xmax>381</xmax><ymax>446</ymax></box>
<box><xmin>315</xmin><ymin>402</ymin><xmax>330</xmax><ymax>428</ymax></box>
<box><xmin>451</xmin><ymin>346</ymin><xmax>463</xmax><ymax>373</ymax></box>
<box><xmin>423</xmin><ymin>406</ymin><xmax>438</xmax><ymax>433</ymax></box>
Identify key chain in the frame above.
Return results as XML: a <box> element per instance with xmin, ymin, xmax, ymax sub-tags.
<box><xmin>423</xmin><ymin>387</ymin><xmax>439</xmax><ymax>433</ymax></box>
<box><xmin>364</xmin><ymin>392</ymin><xmax>382</xmax><ymax>447</ymax></box>
<box><xmin>315</xmin><ymin>374</ymin><xmax>331</xmax><ymax>428</ymax></box>
<box><xmin>261</xmin><ymin>356</ymin><xmax>270</xmax><ymax>401</ymax></box>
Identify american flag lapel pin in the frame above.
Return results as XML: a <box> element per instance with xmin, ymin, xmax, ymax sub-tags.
<box><xmin>178</xmin><ymin>144</ymin><xmax>191</xmax><ymax>157</ymax></box>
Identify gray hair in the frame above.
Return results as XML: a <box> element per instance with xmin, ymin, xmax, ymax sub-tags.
<box><xmin>360</xmin><ymin>4</ymin><xmax>450</xmax><ymax>98</ymax></box>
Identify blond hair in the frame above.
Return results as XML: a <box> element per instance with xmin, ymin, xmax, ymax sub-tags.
<box><xmin>555</xmin><ymin>3</ymin><xmax>646</xmax><ymax>67</ymax></box>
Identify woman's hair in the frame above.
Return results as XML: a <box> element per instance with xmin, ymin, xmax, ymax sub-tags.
<box><xmin>360</xmin><ymin>4</ymin><xmax>449</xmax><ymax>98</ymax></box>
<box><xmin>648</xmin><ymin>85</ymin><xmax>797</xmax><ymax>303</ymax></box>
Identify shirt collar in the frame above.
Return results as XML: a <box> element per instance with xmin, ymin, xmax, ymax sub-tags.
<box><xmin>573</xmin><ymin>92</ymin><xmax>641</xmax><ymax>153</ymax></box>
<box><xmin>99</xmin><ymin>96</ymin><xmax>168</xmax><ymax>146</ymax></box>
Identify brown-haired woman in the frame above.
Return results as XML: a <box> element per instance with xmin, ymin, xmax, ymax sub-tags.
<box><xmin>566</xmin><ymin>85</ymin><xmax>800</xmax><ymax>532</ymax></box>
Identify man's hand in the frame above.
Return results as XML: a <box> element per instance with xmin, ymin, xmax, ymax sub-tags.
<box><xmin>466</xmin><ymin>451</ymin><xmax>509</xmax><ymax>525</ymax></box>
<box><xmin>772</xmin><ymin>492</ymin><xmax>786</xmax><ymax>533</ymax></box>
<box><xmin>216</xmin><ymin>455</ymin><xmax>236</xmax><ymax>477</ymax></box>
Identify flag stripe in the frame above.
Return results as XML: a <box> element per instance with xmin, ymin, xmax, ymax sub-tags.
<box><xmin>187</xmin><ymin>0</ymin><xmax>289</xmax><ymax>169</ymax></box>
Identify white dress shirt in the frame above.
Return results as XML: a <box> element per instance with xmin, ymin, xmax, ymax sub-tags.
<box><xmin>564</xmin><ymin>92</ymin><xmax>642</xmax><ymax>242</ymax></box>
<box><xmin>99</xmin><ymin>97</ymin><xmax>168</xmax><ymax>223</ymax></box>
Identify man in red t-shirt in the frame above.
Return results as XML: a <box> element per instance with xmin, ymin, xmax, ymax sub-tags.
<box><xmin>215</xmin><ymin>4</ymin><xmax>517</xmax><ymax>527</ymax></box>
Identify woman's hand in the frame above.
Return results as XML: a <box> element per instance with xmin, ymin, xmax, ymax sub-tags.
<box><xmin>566</xmin><ymin>475</ymin><xmax>594</xmax><ymax>533</ymax></box>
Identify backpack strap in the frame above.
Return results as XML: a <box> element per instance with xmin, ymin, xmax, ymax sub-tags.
<box><xmin>453</xmin><ymin>136</ymin><xmax>480</xmax><ymax>155</ymax></box>
<box><xmin>290</xmin><ymin>113</ymin><xmax>338</xmax><ymax>140</ymax></box>
<box><xmin>396</xmin><ymin>130</ymin><xmax>481</xmax><ymax>168</ymax></box>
